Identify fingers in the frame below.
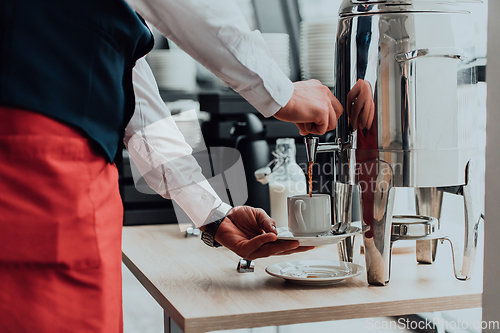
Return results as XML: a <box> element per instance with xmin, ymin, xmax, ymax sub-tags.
<box><xmin>358</xmin><ymin>97</ymin><xmax>372</xmax><ymax>129</ymax></box>
<box><xmin>300</xmin><ymin>122</ymin><xmax>321</xmax><ymax>136</ymax></box>
<box><xmin>319</xmin><ymin>89</ymin><xmax>342</xmax><ymax>134</ymax></box>
<box><xmin>246</xmin><ymin>232</ymin><xmax>278</xmax><ymax>248</ymax></box>
<box><xmin>242</xmin><ymin>242</ymin><xmax>314</xmax><ymax>260</ymax></box>
<box><xmin>327</xmin><ymin>108</ymin><xmax>337</xmax><ymax>133</ymax></box>
<box><xmin>348</xmin><ymin>80</ymin><xmax>363</xmax><ymax>129</ymax></box>
<box><xmin>308</xmin><ymin>104</ymin><xmax>338</xmax><ymax>136</ymax></box>
<box><xmin>350</xmin><ymin>98</ymin><xmax>362</xmax><ymax>130</ymax></box>
<box><xmin>296</xmin><ymin>123</ymin><xmax>308</xmax><ymax>136</ymax></box>
<box><xmin>253</xmin><ymin>208</ymin><xmax>278</xmax><ymax>235</ymax></box>
<box><xmin>346</xmin><ymin>84</ymin><xmax>360</xmax><ymax>120</ymax></box>
<box><xmin>275</xmin><ymin>246</ymin><xmax>315</xmax><ymax>256</ymax></box>
<box><xmin>347</xmin><ymin>79</ymin><xmax>375</xmax><ymax>130</ymax></box>
<box><xmin>243</xmin><ymin>239</ymin><xmax>301</xmax><ymax>260</ymax></box>
<box><xmin>309</xmin><ymin>124</ymin><xmax>331</xmax><ymax>136</ymax></box>
<box><xmin>367</xmin><ymin>100</ymin><xmax>375</xmax><ymax>130</ymax></box>
<box><xmin>311</xmin><ymin>119</ymin><xmax>328</xmax><ymax>135</ymax></box>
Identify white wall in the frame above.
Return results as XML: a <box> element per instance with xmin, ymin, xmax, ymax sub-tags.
<box><xmin>482</xmin><ymin>0</ymin><xmax>500</xmax><ymax>330</ymax></box>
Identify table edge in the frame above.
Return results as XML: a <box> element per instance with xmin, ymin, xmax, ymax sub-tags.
<box><xmin>181</xmin><ymin>293</ymin><xmax>482</xmax><ymax>333</ymax></box>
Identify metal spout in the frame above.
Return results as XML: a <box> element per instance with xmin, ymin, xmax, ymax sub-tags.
<box><xmin>304</xmin><ymin>136</ymin><xmax>319</xmax><ymax>163</ymax></box>
<box><xmin>304</xmin><ymin>136</ymin><xmax>346</xmax><ymax>164</ymax></box>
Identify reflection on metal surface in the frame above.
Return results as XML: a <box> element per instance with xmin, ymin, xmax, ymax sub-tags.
<box><xmin>395</xmin><ymin>47</ymin><xmax>466</xmax><ymax>62</ymax></box>
<box><xmin>415</xmin><ymin>188</ymin><xmax>443</xmax><ymax>264</ymax></box>
<box><xmin>335</xmin><ymin>183</ymin><xmax>361</xmax><ymax>264</ymax></box>
<box><xmin>184</xmin><ymin>227</ymin><xmax>201</xmax><ymax>238</ymax></box>
<box><xmin>237</xmin><ymin>258</ymin><xmax>255</xmax><ymax>273</ymax></box>
<box><xmin>338</xmin><ymin>230</ymin><xmax>362</xmax><ymax>264</ymax></box>
<box><xmin>391</xmin><ymin>215</ymin><xmax>438</xmax><ymax>241</ymax></box>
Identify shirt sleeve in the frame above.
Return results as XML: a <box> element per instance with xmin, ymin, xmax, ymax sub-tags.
<box><xmin>125</xmin><ymin>0</ymin><xmax>294</xmax><ymax>117</ymax></box>
<box><xmin>125</xmin><ymin>57</ymin><xmax>232</xmax><ymax>227</ymax></box>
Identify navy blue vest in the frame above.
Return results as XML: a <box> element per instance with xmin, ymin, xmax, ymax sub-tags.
<box><xmin>0</xmin><ymin>0</ymin><xmax>154</xmax><ymax>161</ymax></box>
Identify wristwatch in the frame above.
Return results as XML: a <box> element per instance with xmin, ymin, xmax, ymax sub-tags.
<box><xmin>201</xmin><ymin>203</ymin><xmax>232</xmax><ymax>248</ymax></box>
<box><xmin>201</xmin><ymin>218</ymin><xmax>224</xmax><ymax>248</ymax></box>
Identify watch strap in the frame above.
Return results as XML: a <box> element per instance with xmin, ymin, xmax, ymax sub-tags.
<box><xmin>201</xmin><ymin>218</ymin><xmax>224</xmax><ymax>248</ymax></box>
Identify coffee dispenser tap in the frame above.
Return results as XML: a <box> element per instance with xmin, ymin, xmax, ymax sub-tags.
<box><xmin>304</xmin><ymin>135</ymin><xmax>351</xmax><ymax>164</ymax></box>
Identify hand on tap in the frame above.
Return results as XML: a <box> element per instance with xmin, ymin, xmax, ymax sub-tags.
<box><xmin>273</xmin><ymin>80</ymin><xmax>343</xmax><ymax>136</ymax></box>
<box><xmin>347</xmin><ymin>79</ymin><xmax>375</xmax><ymax>130</ymax></box>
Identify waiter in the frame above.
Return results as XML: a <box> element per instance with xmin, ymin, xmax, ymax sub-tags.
<box><xmin>0</xmin><ymin>0</ymin><xmax>343</xmax><ymax>331</ymax></box>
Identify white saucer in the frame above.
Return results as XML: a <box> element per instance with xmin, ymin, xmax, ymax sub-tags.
<box><xmin>266</xmin><ymin>260</ymin><xmax>364</xmax><ymax>285</ymax></box>
<box><xmin>276</xmin><ymin>226</ymin><xmax>361</xmax><ymax>246</ymax></box>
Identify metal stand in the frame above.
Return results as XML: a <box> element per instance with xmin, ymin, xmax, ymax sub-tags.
<box><xmin>438</xmin><ymin>161</ymin><xmax>484</xmax><ymax>280</ymax></box>
<box><xmin>357</xmin><ymin>160</ymin><xmax>395</xmax><ymax>285</ymax></box>
<box><xmin>415</xmin><ymin>188</ymin><xmax>443</xmax><ymax>264</ymax></box>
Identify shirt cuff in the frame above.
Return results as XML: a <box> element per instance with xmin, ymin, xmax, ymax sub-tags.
<box><xmin>240</xmin><ymin>77</ymin><xmax>294</xmax><ymax>118</ymax></box>
<box><xmin>205</xmin><ymin>202</ymin><xmax>233</xmax><ymax>225</ymax></box>
<box><xmin>170</xmin><ymin>179</ymin><xmax>222</xmax><ymax>227</ymax></box>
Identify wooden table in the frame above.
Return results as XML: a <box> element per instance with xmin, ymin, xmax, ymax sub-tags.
<box><xmin>122</xmin><ymin>225</ymin><xmax>483</xmax><ymax>333</ymax></box>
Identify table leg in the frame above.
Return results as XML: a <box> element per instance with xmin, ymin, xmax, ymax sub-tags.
<box><xmin>164</xmin><ymin>311</ymin><xmax>183</xmax><ymax>333</ymax></box>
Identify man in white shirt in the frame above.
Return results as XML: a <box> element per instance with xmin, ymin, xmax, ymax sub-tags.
<box><xmin>126</xmin><ymin>0</ymin><xmax>343</xmax><ymax>259</ymax></box>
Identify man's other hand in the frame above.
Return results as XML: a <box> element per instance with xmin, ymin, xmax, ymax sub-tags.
<box><xmin>214</xmin><ymin>206</ymin><xmax>314</xmax><ymax>260</ymax></box>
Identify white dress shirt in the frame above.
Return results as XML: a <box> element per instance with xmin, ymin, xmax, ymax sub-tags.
<box><xmin>125</xmin><ymin>0</ymin><xmax>294</xmax><ymax>227</ymax></box>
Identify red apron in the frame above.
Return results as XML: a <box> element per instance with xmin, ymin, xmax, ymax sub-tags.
<box><xmin>0</xmin><ymin>106</ymin><xmax>124</xmax><ymax>332</ymax></box>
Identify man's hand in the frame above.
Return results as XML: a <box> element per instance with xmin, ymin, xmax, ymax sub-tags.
<box><xmin>214</xmin><ymin>206</ymin><xmax>314</xmax><ymax>260</ymax></box>
<box><xmin>273</xmin><ymin>80</ymin><xmax>343</xmax><ymax>135</ymax></box>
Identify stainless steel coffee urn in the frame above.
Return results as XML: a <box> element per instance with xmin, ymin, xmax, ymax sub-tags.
<box><xmin>306</xmin><ymin>0</ymin><xmax>484</xmax><ymax>285</ymax></box>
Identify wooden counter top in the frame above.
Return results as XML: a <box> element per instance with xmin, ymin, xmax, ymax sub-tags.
<box><xmin>122</xmin><ymin>224</ymin><xmax>482</xmax><ymax>333</ymax></box>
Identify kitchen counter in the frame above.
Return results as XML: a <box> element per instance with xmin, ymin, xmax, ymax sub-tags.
<box><xmin>122</xmin><ymin>224</ymin><xmax>482</xmax><ymax>333</ymax></box>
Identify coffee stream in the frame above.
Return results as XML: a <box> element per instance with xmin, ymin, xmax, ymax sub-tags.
<box><xmin>308</xmin><ymin>161</ymin><xmax>313</xmax><ymax>197</ymax></box>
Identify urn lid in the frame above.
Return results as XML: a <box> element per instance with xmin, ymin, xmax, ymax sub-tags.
<box><xmin>338</xmin><ymin>0</ymin><xmax>478</xmax><ymax>17</ymax></box>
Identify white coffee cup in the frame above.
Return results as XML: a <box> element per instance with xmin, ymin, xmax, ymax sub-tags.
<box><xmin>287</xmin><ymin>194</ymin><xmax>332</xmax><ymax>236</ymax></box>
